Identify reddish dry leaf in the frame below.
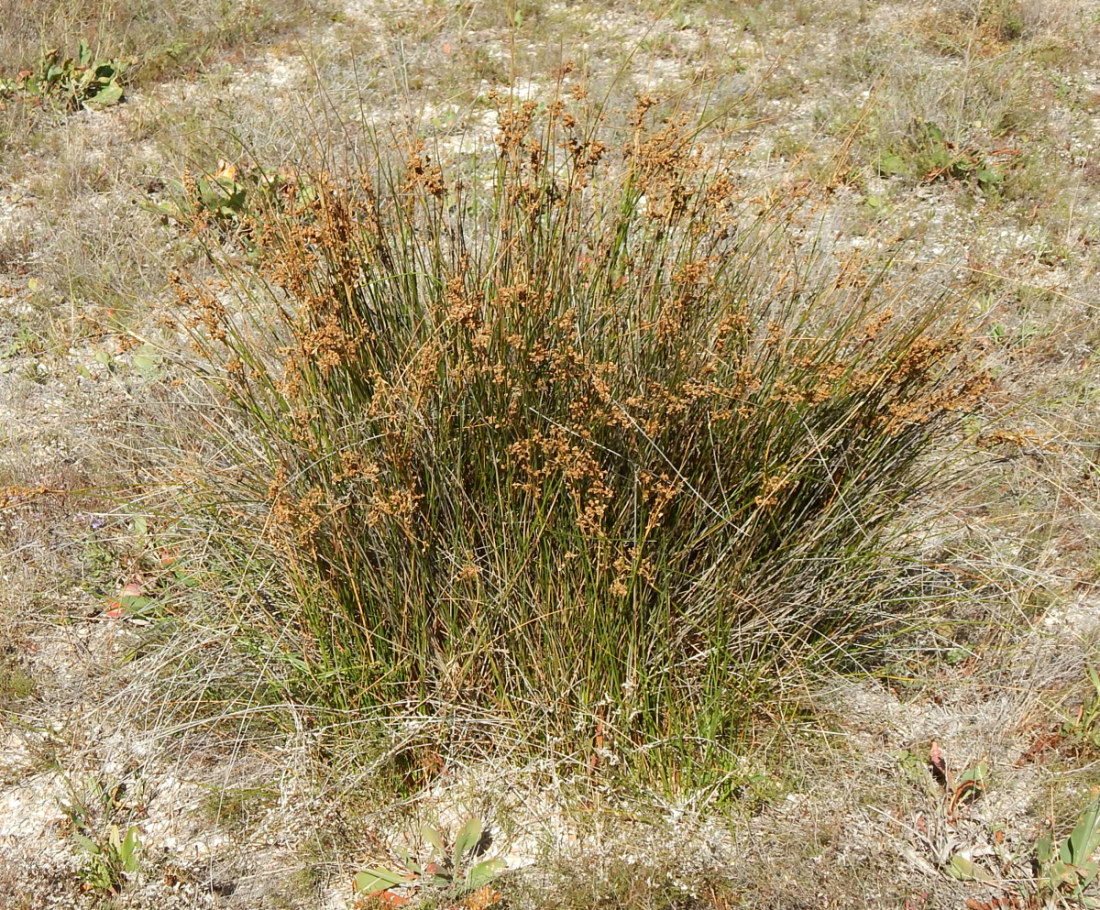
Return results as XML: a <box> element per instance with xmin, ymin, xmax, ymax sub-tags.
<box><xmin>930</xmin><ymin>740</ymin><xmax>948</xmax><ymax>787</ymax></box>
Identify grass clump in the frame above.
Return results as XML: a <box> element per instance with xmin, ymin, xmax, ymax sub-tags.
<box><xmin>168</xmin><ymin>90</ymin><xmax>989</xmax><ymax>778</ymax></box>
<box><xmin>0</xmin><ymin>0</ymin><xmax>315</xmax><ymax>90</ymax></box>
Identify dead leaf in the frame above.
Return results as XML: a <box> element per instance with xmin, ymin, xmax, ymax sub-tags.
<box><xmin>930</xmin><ymin>740</ymin><xmax>948</xmax><ymax>788</ymax></box>
<box><xmin>463</xmin><ymin>885</ymin><xmax>502</xmax><ymax>910</ymax></box>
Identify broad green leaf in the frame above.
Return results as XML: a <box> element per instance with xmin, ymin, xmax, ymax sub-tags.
<box><xmin>876</xmin><ymin>152</ymin><xmax>907</xmax><ymax>176</ymax></box>
<box><xmin>956</xmin><ymin>761</ymin><xmax>989</xmax><ymax>789</ymax></box>
<box><xmin>1066</xmin><ymin>802</ymin><xmax>1100</xmax><ymax>866</ymax></box>
<box><xmin>1037</xmin><ymin>833</ymin><xmax>1055</xmax><ymax>864</ymax></box>
<box><xmin>173</xmin><ymin>570</ymin><xmax>200</xmax><ymax>588</ymax></box>
<box><xmin>928</xmin><ymin>146</ymin><xmax>953</xmax><ymax>169</ymax></box>
<box><xmin>353</xmin><ymin>868</ymin><xmax>406</xmax><ymax>893</ymax></box>
<box><xmin>117</xmin><ymin>594</ymin><xmax>153</xmax><ymax>614</ymax></box>
<box><xmin>120</xmin><ymin>826</ymin><xmax>140</xmax><ymax>872</ymax></box>
<box><xmin>86</xmin><ymin>82</ymin><xmax>122</xmax><ymax>108</ymax></box>
<box><xmin>421</xmin><ymin>825</ymin><xmax>445</xmax><ymax>853</ymax></box>
<box><xmin>947</xmin><ymin>853</ymin><xmax>975</xmax><ymax>880</ymax></box>
<box><xmin>73</xmin><ymin>832</ymin><xmax>100</xmax><ymax>855</ymax></box>
<box><xmin>465</xmin><ymin>858</ymin><xmax>505</xmax><ymax>890</ymax></box>
<box><xmin>224</xmin><ymin>186</ymin><xmax>247</xmax><ymax>212</ymax></box>
<box><xmin>453</xmin><ymin>818</ymin><xmax>482</xmax><ymax>864</ymax></box>
<box><xmin>946</xmin><ymin>852</ymin><xmax>990</xmax><ymax>882</ymax></box>
<box><xmin>132</xmin><ymin>351</ymin><xmax>160</xmax><ymax>374</ymax></box>
<box><xmin>924</xmin><ymin>121</ymin><xmax>945</xmax><ymax>143</ymax></box>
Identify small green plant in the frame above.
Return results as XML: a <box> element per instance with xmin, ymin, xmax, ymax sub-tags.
<box><xmin>8</xmin><ymin>40</ymin><xmax>129</xmax><ymax>111</ymax></box>
<box><xmin>877</xmin><ymin>120</ymin><xmax>1004</xmax><ymax>191</ymax></box>
<box><xmin>154</xmin><ymin>166</ymin><xmax>249</xmax><ymax>225</ymax></box>
<box><xmin>1035</xmin><ymin>801</ymin><xmax>1100</xmax><ymax>907</ymax></box>
<box><xmin>1063</xmin><ymin>666</ymin><xmax>1100</xmax><ymax>753</ymax></box>
<box><xmin>58</xmin><ymin>769</ymin><xmax>146</xmax><ymax>892</ymax></box>
<box><xmin>354</xmin><ymin>819</ymin><xmax>505</xmax><ymax>901</ymax></box>
<box><xmin>0</xmin><ymin>323</ymin><xmax>44</xmax><ymax>361</ymax></box>
<box><xmin>142</xmin><ymin>162</ymin><xmax>315</xmax><ymax>240</ymax></box>
<box><xmin>200</xmin><ymin>784</ymin><xmax>278</xmax><ymax>829</ymax></box>
<box><xmin>0</xmin><ymin>661</ymin><xmax>36</xmax><ymax>704</ymax></box>
<box><xmin>72</xmin><ymin>823</ymin><xmax>141</xmax><ymax>894</ymax></box>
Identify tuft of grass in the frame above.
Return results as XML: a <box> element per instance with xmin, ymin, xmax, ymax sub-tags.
<box><xmin>0</xmin><ymin>0</ymin><xmax>319</xmax><ymax>89</ymax></box>
<box><xmin>0</xmin><ymin>656</ymin><xmax>37</xmax><ymax>705</ymax></box>
<box><xmin>165</xmin><ymin>89</ymin><xmax>989</xmax><ymax>782</ymax></box>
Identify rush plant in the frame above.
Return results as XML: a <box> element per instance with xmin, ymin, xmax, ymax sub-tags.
<box><xmin>167</xmin><ymin>89</ymin><xmax>988</xmax><ymax>777</ymax></box>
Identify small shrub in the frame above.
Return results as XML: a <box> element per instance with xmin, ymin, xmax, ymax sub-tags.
<box><xmin>168</xmin><ymin>91</ymin><xmax>988</xmax><ymax>777</ymax></box>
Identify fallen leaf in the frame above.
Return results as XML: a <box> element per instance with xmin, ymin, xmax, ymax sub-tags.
<box><xmin>464</xmin><ymin>885</ymin><xmax>502</xmax><ymax>910</ymax></box>
<box><xmin>930</xmin><ymin>740</ymin><xmax>948</xmax><ymax>788</ymax></box>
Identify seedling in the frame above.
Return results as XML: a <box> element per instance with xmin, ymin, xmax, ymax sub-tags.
<box><xmin>1035</xmin><ymin>801</ymin><xmax>1100</xmax><ymax>906</ymax></box>
<box><xmin>354</xmin><ymin>818</ymin><xmax>505</xmax><ymax>901</ymax></box>
<box><xmin>1063</xmin><ymin>665</ymin><xmax>1100</xmax><ymax>752</ymax></box>
<box><xmin>72</xmin><ymin>824</ymin><xmax>141</xmax><ymax>894</ymax></box>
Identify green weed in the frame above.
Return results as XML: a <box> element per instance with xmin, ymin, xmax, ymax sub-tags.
<box><xmin>0</xmin><ymin>0</ymin><xmax>312</xmax><ymax>89</ymax></box>
<box><xmin>60</xmin><ymin>774</ymin><xmax>144</xmax><ymax>895</ymax></box>
<box><xmin>355</xmin><ymin>818</ymin><xmax>504</xmax><ymax>904</ymax></box>
<box><xmin>1</xmin><ymin>40</ymin><xmax>128</xmax><ymax>111</ymax></box>
<box><xmin>877</xmin><ymin>119</ymin><xmax>1004</xmax><ymax>190</ymax></box>
<box><xmin>1034</xmin><ymin>801</ymin><xmax>1100</xmax><ymax>908</ymax></box>
<box><xmin>72</xmin><ymin>824</ymin><xmax>141</xmax><ymax>895</ymax></box>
